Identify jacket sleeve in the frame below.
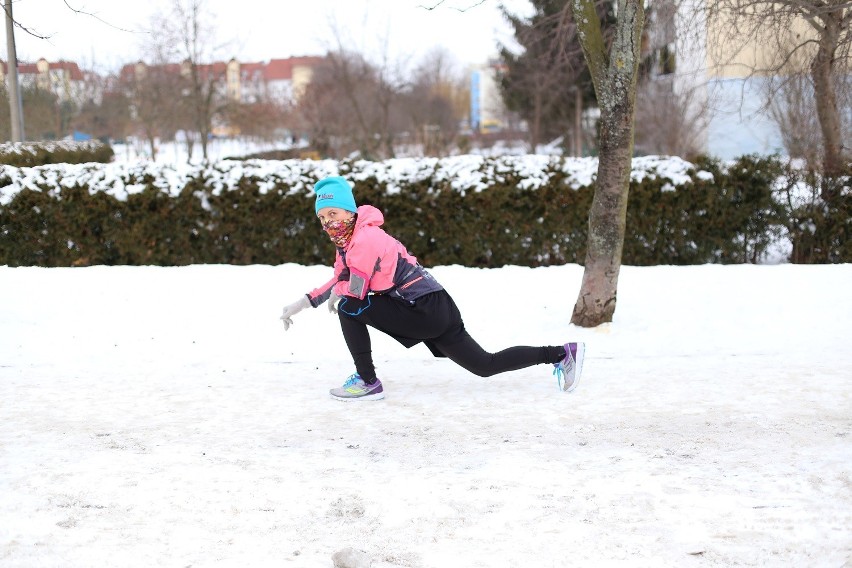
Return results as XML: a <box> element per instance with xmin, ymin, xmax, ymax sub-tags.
<box><xmin>307</xmin><ymin>252</ymin><xmax>347</xmax><ymax>307</ymax></box>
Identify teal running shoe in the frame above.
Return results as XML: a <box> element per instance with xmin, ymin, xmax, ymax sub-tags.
<box><xmin>553</xmin><ymin>342</ymin><xmax>585</xmax><ymax>392</ymax></box>
<box><xmin>330</xmin><ymin>373</ymin><xmax>385</xmax><ymax>401</ymax></box>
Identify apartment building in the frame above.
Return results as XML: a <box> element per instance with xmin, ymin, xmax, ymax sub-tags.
<box><xmin>664</xmin><ymin>1</ymin><xmax>848</xmax><ymax>159</ymax></box>
<box><xmin>0</xmin><ymin>58</ymin><xmax>88</xmax><ymax>103</ymax></box>
<box><xmin>122</xmin><ymin>56</ymin><xmax>324</xmax><ymax>105</ymax></box>
<box><xmin>470</xmin><ymin>59</ymin><xmax>509</xmax><ymax>134</ymax></box>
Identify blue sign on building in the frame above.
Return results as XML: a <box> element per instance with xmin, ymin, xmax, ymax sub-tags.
<box><xmin>470</xmin><ymin>70</ymin><xmax>481</xmax><ymax>132</ymax></box>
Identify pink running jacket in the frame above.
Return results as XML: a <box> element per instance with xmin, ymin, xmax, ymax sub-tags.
<box><xmin>307</xmin><ymin>205</ymin><xmax>442</xmax><ymax>307</ymax></box>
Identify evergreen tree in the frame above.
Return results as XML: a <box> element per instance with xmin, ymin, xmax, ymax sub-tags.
<box><xmin>497</xmin><ymin>0</ymin><xmax>611</xmax><ymax>154</ymax></box>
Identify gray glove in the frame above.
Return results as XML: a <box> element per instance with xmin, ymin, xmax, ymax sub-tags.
<box><xmin>328</xmin><ymin>290</ymin><xmax>341</xmax><ymax>314</ymax></box>
<box><xmin>280</xmin><ymin>296</ymin><xmax>311</xmax><ymax>331</ymax></box>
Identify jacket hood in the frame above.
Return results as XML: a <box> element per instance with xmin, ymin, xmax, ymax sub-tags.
<box><xmin>355</xmin><ymin>205</ymin><xmax>384</xmax><ymax>229</ymax></box>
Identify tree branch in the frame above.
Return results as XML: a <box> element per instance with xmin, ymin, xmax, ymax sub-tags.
<box><xmin>1</xmin><ymin>0</ymin><xmax>145</xmax><ymax>43</ymax></box>
<box><xmin>570</xmin><ymin>0</ymin><xmax>608</xmax><ymax>98</ymax></box>
<box><xmin>1</xmin><ymin>1</ymin><xmax>51</xmax><ymax>40</ymax></box>
<box><xmin>417</xmin><ymin>0</ymin><xmax>486</xmax><ymax>12</ymax></box>
<box><xmin>62</xmin><ymin>0</ymin><xmax>138</xmax><ymax>33</ymax></box>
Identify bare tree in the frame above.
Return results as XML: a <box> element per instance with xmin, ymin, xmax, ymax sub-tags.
<box><xmin>123</xmin><ymin>62</ymin><xmax>184</xmax><ymax>159</ymax></box>
<box><xmin>151</xmin><ymin>0</ymin><xmax>228</xmax><ymax>163</ymax></box>
<box><xmin>294</xmin><ymin>60</ymin><xmax>342</xmax><ymax>158</ymax></box>
<box><xmin>73</xmin><ymin>88</ymin><xmax>132</xmax><ymax>141</ymax></box>
<box><xmin>569</xmin><ymin>0</ymin><xmax>646</xmax><ymax>327</ymax></box>
<box><xmin>707</xmin><ymin>0</ymin><xmax>851</xmax><ymax>179</ymax></box>
<box><xmin>3</xmin><ymin>1</ymin><xmax>142</xmax><ymax>143</ymax></box>
<box><xmin>344</xmin><ymin>47</ymin><xmax>406</xmax><ymax>160</ymax></box>
<box><xmin>400</xmin><ymin>48</ymin><xmax>465</xmax><ymax>156</ymax></box>
<box><xmin>768</xmin><ymin>72</ymin><xmax>823</xmax><ymax>167</ymax></box>
<box><xmin>757</xmin><ymin>34</ymin><xmax>852</xmax><ymax>173</ymax></box>
<box><xmin>15</xmin><ymin>86</ymin><xmax>60</xmax><ymax>140</ymax></box>
<box><xmin>334</xmin><ymin>49</ymin><xmax>397</xmax><ymax>160</ymax></box>
<box><xmin>292</xmin><ymin>10</ymin><xmax>421</xmax><ymax>160</ymax></box>
<box><xmin>634</xmin><ymin>76</ymin><xmax>710</xmax><ymax>157</ymax></box>
<box><xmin>296</xmin><ymin>49</ymin><xmax>405</xmax><ymax>160</ymax></box>
<box><xmin>634</xmin><ymin>0</ymin><xmax>710</xmax><ymax>157</ymax></box>
<box><xmin>222</xmin><ymin>98</ymin><xmax>289</xmax><ymax>142</ymax></box>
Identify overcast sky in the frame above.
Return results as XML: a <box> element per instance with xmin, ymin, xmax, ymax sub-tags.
<box><xmin>2</xmin><ymin>0</ymin><xmax>532</xmax><ymax>74</ymax></box>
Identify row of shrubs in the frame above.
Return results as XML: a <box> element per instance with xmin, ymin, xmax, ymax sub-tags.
<box><xmin>0</xmin><ymin>155</ymin><xmax>848</xmax><ymax>267</ymax></box>
<box><xmin>0</xmin><ymin>140</ymin><xmax>114</xmax><ymax>167</ymax></box>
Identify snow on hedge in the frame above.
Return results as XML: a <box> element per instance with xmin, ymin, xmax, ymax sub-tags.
<box><xmin>0</xmin><ymin>155</ymin><xmax>714</xmax><ymax>206</ymax></box>
<box><xmin>0</xmin><ymin>139</ymin><xmax>108</xmax><ymax>157</ymax></box>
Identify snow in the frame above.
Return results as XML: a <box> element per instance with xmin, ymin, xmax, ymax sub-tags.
<box><xmin>1</xmin><ymin>261</ymin><xmax>850</xmax><ymax>567</ymax></box>
<box><xmin>1</xmin><ymin>146</ymin><xmax>715</xmax><ymax>206</ymax></box>
<box><xmin>1</xmin><ymin>145</ymin><xmax>849</xmax><ymax>564</ymax></box>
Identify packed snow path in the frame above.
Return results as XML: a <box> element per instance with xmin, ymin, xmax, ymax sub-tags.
<box><xmin>1</xmin><ymin>264</ymin><xmax>850</xmax><ymax>567</ymax></box>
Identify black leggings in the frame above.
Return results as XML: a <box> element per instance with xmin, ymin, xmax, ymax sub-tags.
<box><xmin>337</xmin><ymin>290</ymin><xmax>564</xmax><ymax>382</ymax></box>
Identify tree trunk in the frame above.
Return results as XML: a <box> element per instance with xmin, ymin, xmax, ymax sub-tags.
<box><xmin>572</xmin><ymin>102</ymin><xmax>635</xmax><ymax>325</ymax></box>
<box><xmin>185</xmin><ymin>131</ymin><xmax>195</xmax><ymax>162</ymax></box>
<box><xmin>199</xmin><ymin>83</ymin><xmax>212</xmax><ymax>162</ymax></box>
<box><xmin>574</xmin><ymin>87</ymin><xmax>583</xmax><ymax>156</ymax></box>
<box><xmin>570</xmin><ymin>0</ymin><xmax>645</xmax><ymax>327</ymax></box>
<box><xmin>530</xmin><ymin>91</ymin><xmax>543</xmax><ymax>152</ymax></box>
<box><xmin>199</xmin><ymin>118</ymin><xmax>209</xmax><ymax>161</ymax></box>
<box><xmin>810</xmin><ymin>10</ymin><xmax>844</xmax><ymax>182</ymax></box>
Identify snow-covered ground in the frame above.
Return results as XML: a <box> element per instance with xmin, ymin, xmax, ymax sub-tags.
<box><xmin>1</xmin><ymin>262</ymin><xmax>850</xmax><ymax>567</ymax></box>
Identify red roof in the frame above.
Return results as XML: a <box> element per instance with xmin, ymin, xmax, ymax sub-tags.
<box><xmin>0</xmin><ymin>59</ymin><xmax>84</xmax><ymax>80</ymax></box>
<box><xmin>118</xmin><ymin>61</ymin><xmax>183</xmax><ymax>82</ymax></box>
<box><xmin>265</xmin><ymin>58</ymin><xmax>293</xmax><ymax>80</ymax></box>
<box><xmin>51</xmin><ymin>60</ymin><xmax>85</xmax><ymax>81</ymax></box>
<box><xmin>18</xmin><ymin>62</ymin><xmax>40</xmax><ymax>74</ymax></box>
<box><xmin>264</xmin><ymin>56</ymin><xmax>325</xmax><ymax>81</ymax></box>
<box><xmin>111</xmin><ymin>56</ymin><xmax>326</xmax><ymax>84</ymax></box>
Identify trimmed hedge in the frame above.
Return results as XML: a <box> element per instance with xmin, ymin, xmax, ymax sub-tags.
<box><xmin>624</xmin><ymin>155</ymin><xmax>789</xmax><ymax>265</ymax></box>
<box><xmin>0</xmin><ymin>155</ymin><xmax>848</xmax><ymax>267</ymax></box>
<box><xmin>0</xmin><ymin>140</ymin><xmax>114</xmax><ymax>167</ymax></box>
<box><xmin>776</xmin><ymin>166</ymin><xmax>852</xmax><ymax>264</ymax></box>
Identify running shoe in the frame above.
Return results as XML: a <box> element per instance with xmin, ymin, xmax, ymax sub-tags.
<box><xmin>330</xmin><ymin>373</ymin><xmax>385</xmax><ymax>401</ymax></box>
<box><xmin>553</xmin><ymin>342</ymin><xmax>585</xmax><ymax>392</ymax></box>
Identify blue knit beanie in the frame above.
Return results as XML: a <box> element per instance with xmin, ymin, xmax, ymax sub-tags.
<box><xmin>314</xmin><ymin>176</ymin><xmax>357</xmax><ymax>214</ymax></box>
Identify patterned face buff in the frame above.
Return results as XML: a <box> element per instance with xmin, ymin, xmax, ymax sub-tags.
<box><xmin>322</xmin><ymin>216</ymin><xmax>356</xmax><ymax>248</ymax></box>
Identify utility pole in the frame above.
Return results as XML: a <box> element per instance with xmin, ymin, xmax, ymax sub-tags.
<box><xmin>4</xmin><ymin>0</ymin><xmax>25</xmax><ymax>141</ymax></box>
